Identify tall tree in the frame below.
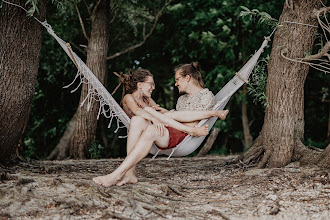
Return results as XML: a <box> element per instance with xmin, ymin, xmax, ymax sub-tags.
<box><xmin>240</xmin><ymin>0</ymin><xmax>330</xmax><ymax>168</ymax></box>
<box><xmin>0</xmin><ymin>0</ymin><xmax>47</xmax><ymax>165</ymax></box>
<box><xmin>68</xmin><ymin>0</ymin><xmax>172</xmax><ymax>158</ymax></box>
<box><xmin>69</xmin><ymin>0</ymin><xmax>109</xmax><ymax>158</ymax></box>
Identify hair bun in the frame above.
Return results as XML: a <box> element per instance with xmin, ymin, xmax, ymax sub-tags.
<box><xmin>191</xmin><ymin>62</ymin><xmax>201</xmax><ymax>72</ymax></box>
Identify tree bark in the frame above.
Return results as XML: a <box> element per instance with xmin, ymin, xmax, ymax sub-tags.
<box><xmin>318</xmin><ymin>144</ymin><xmax>330</xmax><ymax>168</ymax></box>
<box><xmin>197</xmin><ymin>128</ymin><xmax>220</xmax><ymax>156</ymax></box>
<box><xmin>47</xmin><ymin>111</ymin><xmax>78</xmax><ymax>160</ymax></box>
<box><xmin>240</xmin><ymin>0</ymin><xmax>322</xmax><ymax>168</ymax></box>
<box><xmin>70</xmin><ymin>0</ymin><xmax>109</xmax><ymax>159</ymax></box>
<box><xmin>0</xmin><ymin>0</ymin><xmax>47</xmax><ymax>165</ymax></box>
<box><xmin>242</xmin><ymin>85</ymin><xmax>253</xmax><ymax>148</ymax></box>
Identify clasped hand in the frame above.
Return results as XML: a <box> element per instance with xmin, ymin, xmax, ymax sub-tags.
<box><xmin>151</xmin><ymin>117</ymin><xmax>167</xmax><ymax>136</ymax></box>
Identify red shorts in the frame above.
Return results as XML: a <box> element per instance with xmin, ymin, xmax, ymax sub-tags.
<box><xmin>160</xmin><ymin>127</ymin><xmax>187</xmax><ymax>150</ymax></box>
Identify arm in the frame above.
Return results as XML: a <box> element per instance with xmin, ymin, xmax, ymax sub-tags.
<box><xmin>144</xmin><ymin>106</ymin><xmax>209</xmax><ymax>137</ymax></box>
<box><xmin>123</xmin><ymin>94</ymin><xmax>155</xmax><ymax>121</ymax></box>
<box><xmin>148</xmin><ymin>98</ymin><xmax>169</xmax><ymax>113</ymax></box>
<box><xmin>123</xmin><ymin>94</ymin><xmax>167</xmax><ymax>135</ymax></box>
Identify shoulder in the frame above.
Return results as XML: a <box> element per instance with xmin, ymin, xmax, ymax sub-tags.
<box><xmin>123</xmin><ymin>94</ymin><xmax>135</xmax><ymax>104</ymax></box>
<box><xmin>177</xmin><ymin>94</ymin><xmax>188</xmax><ymax>102</ymax></box>
<box><xmin>196</xmin><ymin>88</ymin><xmax>216</xmax><ymax>110</ymax></box>
<box><xmin>200</xmin><ymin>88</ymin><xmax>214</xmax><ymax>98</ymax></box>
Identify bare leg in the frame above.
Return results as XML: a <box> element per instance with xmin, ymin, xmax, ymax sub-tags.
<box><xmin>145</xmin><ymin>107</ymin><xmax>229</xmax><ymax>137</ymax></box>
<box><xmin>144</xmin><ymin>107</ymin><xmax>208</xmax><ymax>136</ymax></box>
<box><xmin>164</xmin><ymin>109</ymin><xmax>229</xmax><ymax>121</ymax></box>
<box><xmin>117</xmin><ymin>116</ymin><xmax>150</xmax><ymax>186</ymax></box>
<box><xmin>92</xmin><ymin>125</ymin><xmax>169</xmax><ymax>187</ymax></box>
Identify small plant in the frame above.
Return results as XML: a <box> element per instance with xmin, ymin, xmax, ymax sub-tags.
<box><xmin>239</xmin><ymin>6</ymin><xmax>278</xmax><ymax>28</ymax></box>
<box><xmin>247</xmin><ymin>56</ymin><xmax>269</xmax><ymax>109</ymax></box>
<box><xmin>89</xmin><ymin>140</ymin><xmax>104</xmax><ymax>159</ymax></box>
<box><xmin>23</xmin><ymin>138</ymin><xmax>36</xmax><ymax>159</ymax></box>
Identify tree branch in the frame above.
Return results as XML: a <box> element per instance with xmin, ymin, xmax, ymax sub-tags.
<box><xmin>91</xmin><ymin>0</ymin><xmax>102</xmax><ymax>18</ymax></box>
<box><xmin>82</xmin><ymin>0</ymin><xmax>91</xmax><ymax>15</ymax></box>
<box><xmin>106</xmin><ymin>0</ymin><xmax>172</xmax><ymax>60</ymax></box>
<box><xmin>72</xmin><ymin>1</ymin><xmax>90</xmax><ymax>41</ymax></box>
<box><xmin>302</xmin><ymin>41</ymin><xmax>330</xmax><ymax>61</ymax></box>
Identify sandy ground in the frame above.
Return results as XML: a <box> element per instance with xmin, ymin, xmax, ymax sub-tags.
<box><xmin>0</xmin><ymin>155</ymin><xmax>329</xmax><ymax>219</ymax></box>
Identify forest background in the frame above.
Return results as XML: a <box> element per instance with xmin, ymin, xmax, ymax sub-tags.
<box><xmin>2</xmin><ymin>0</ymin><xmax>329</xmax><ymax>161</ymax></box>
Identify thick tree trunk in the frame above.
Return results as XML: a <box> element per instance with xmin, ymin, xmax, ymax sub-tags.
<box><xmin>240</xmin><ymin>0</ymin><xmax>322</xmax><ymax>168</ymax></box>
<box><xmin>70</xmin><ymin>0</ymin><xmax>109</xmax><ymax>159</ymax></box>
<box><xmin>0</xmin><ymin>1</ymin><xmax>47</xmax><ymax>165</ymax></box>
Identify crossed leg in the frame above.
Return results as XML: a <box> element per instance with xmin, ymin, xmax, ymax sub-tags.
<box><xmin>92</xmin><ymin>123</ymin><xmax>169</xmax><ymax>187</ymax></box>
<box><xmin>144</xmin><ymin>107</ymin><xmax>229</xmax><ymax>136</ymax></box>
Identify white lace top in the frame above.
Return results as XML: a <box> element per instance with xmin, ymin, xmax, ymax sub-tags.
<box><xmin>176</xmin><ymin>88</ymin><xmax>215</xmax><ymax>111</ymax></box>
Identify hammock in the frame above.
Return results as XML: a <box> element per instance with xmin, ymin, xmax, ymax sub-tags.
<box><xmin>39</xmin><ymin>21</ymin><xmax>271</xmax><ymax>159</ymax></box>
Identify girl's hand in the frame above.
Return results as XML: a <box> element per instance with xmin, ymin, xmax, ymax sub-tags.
<box><xmin>152</xmin><ymin>105</ymin><xmax>168</xmax><ymax>113</ymax></box>
<box><xmin>151</xmin><ymin>117</ymin><xmax>167</xmax><ymax>136</ymax></box>
<box><xmin>152</xmin><ymin>105</ymin><xmax>162</xmax><ymax>111</ymax></box>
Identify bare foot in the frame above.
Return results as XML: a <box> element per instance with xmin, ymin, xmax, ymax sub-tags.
<box><xmin>189</xmin><ymin>124</ymin><xmax>209</xmax><ymax>137</ymax></box>
<box><xmin>217</xmin><ymin>110</ymin><xmax>229</xmax><ymax>120</ymax></box>
<box><xmin>92</xmin><ymin>173</ymin><xmax>121</xmax><ymax>187</ymax></box>
<box><xmin>116</xmin><ymin>173</ymin><xmax>138</xmax><ymax>186</ymax></box>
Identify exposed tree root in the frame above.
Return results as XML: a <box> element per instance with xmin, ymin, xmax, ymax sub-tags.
<box><xmin>239</xmin><ymin>136</ymin><xmax>328</xmax><ymax>168</ymax></box>
<box><xmin>237</xmin><ymin>135</ymin><xmax>264</xmax><ymax>165</ymax></box>
<box><xmin>317</xmin><ymin>144</ymin><xmax>330</xmax><ymax>168</ymax></box>
<box><xmin>293</xmin><ymin>140</ymin><xmax>321</xmax><ymax>166</ymax></box>
<box><xmin>257</xmin><ymin>149</ymin><xmax>272</xmax><ymax>168</ymax></box>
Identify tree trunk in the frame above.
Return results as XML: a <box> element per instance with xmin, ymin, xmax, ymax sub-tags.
<box><xmin>47</xmin><ymin>111</ymin><xmax>78</xmax><ymax>160</ymax></box>
<box><xmin>70</xmin><ymin>0</ymin><xmax>109</xmax><ymax>159</ymax></box>
<box><xmin>0</xmin><ymin>0</ymin><xmax>47</xmax><ymax>165</ymax></box>
<box><xmin>240</xmin><ymin>0</ymin><xmax>322</xmax><ymax>168</ymax></box>
<box><xmin>197</xmin><ymin>128</ymin><xmax>220</xmax><ymax>157</ymax></box>
<box><xmin>242</xmin><ymin>85</ymin><xmax>253</xmax><ymax>148</ymax></box>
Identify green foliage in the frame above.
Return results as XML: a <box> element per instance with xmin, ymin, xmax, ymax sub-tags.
<box><xmin>304</xmin><ymin>138</ymin><xmax>326</xmax><ymax>149</ymax></box>
<box><xmin>23</xmin><ymin>3</ymin><xmax>81</xmax><ymax>159</ymax></box>
<box><xmin>209</xmin><ymin>146</ymin><xmax>228</xmax><ymax>155</ymax></box>
<box><xmin>247</xmin><ymin>56</ymin><xmax>269</xmax><ymax>109</ymax></box>
<box><xmin>25</xmin><ymin>0</ymin><xmax>39</xmax><ymax>16</ymax></box>
<box><xmin>239</xmin><ymin>6</ymin><xmax>278</xmax><ymax>28</ymax></box>
<box><xmin>23</xmin><ymin>138</ymin><xmax>36</xmax><ymax>159</ymax></box>
<box><xmin>89</xmin><ymin>140</ymin><xmax>105</xmax><ymax>159</ymax></box>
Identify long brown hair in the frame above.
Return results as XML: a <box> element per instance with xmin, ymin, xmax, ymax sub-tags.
<box><xmin>175</xmin><ymin>62</ymin><xmax>204</xmax><ymax>88</ymax></box>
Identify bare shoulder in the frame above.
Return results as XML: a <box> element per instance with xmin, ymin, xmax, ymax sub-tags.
<box><xmin>123</xmin><ymin>94</ymin><xmax>134</xmax><ymax>103</ymax></box>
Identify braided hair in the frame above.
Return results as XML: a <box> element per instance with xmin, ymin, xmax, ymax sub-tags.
<box><xmin>122</xmin><ymin>69</ymin><xmax>153</xmax><ymax>94</ymax></box>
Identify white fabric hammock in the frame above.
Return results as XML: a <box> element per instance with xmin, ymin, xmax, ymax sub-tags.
<box><xmin>40</xmin><ymin>21</ymin><xmax>271</xmax><ymax>159</ymax></box>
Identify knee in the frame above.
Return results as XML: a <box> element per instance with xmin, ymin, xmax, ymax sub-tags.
<box><xmin>143</xmin><ymin>125</ymin><xmax>157</xmax><ymax>139</ymax></box>
<box><xmin>131</xmin><ymin>116</ymin><xmax>146</xmax><ymax>125</ymax></box>
<box><xmin>130</xmin><ymin>116</ymin><xmax>148</xmax><ymax>129</ymax></box>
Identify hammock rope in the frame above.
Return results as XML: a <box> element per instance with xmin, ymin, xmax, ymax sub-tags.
<box><xmin>3</xmin><ymin>0</ymin><xmax>274</xmax><ymax>159</ymax></box>
<box><xmin>43</xmin><ymin>20</ymin><xmax>272</xmax><ymax>159</ymax></box>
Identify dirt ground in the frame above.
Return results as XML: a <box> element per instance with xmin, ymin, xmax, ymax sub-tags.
<box><xmin>0</xmin><ymin>155</ymin><xmax>329</xmax><ymax>219</ymax></box>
